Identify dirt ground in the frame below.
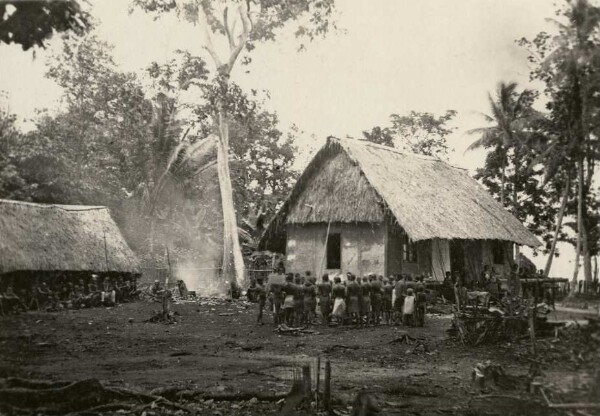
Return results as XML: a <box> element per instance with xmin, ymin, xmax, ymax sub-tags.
<box><xmin>0</xmin><ymin>299</ymin><xmax>598</xmax><ymax>415</ymax></box>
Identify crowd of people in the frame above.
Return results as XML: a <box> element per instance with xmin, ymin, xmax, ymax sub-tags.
<box><xmin>0</xmin><ymin>274</ymin><xmax>141</xmax><ymax>315</ymax></box>
<box><xmin>249</xmin><ymin>262</ymin><xmax>568</xmax><ymax>327</ymax></box>
<box><xmin>250</xmin><ymin>271</ymin><xmax>429</xmax><ymax>327</ymax></box>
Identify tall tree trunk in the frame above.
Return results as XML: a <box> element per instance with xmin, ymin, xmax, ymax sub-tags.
<box><xmin>196</xmin><ymin>3</ymin><xmax>250</xmax><ymax>287</ymax></box>
<box><xmin>572</xmin><ymin>157</ymin><xmax>586</xmax><ymax>284</ymax></box>
<box><xmin>500</xmin><ymin>155</ymin><xmax>506</xmax><ymax>207</ymax></box>
<box><xmin>217</xmin><ymin>112</ymin><xmax>246</xmax><ymax>285</ymax></box>
<box><xmin>578</xmin><ymin>156</ymin><xmax>592</xmax><ymax>282</ymax></box>
<box><xmin>544</xmin><ymin>174</ymin><xmax>570</xmax><ymax>277</ymax></box>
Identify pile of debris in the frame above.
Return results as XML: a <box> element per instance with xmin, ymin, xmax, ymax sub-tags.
<box><xmin>450</xmin><ymin>298</ymin><xmax>558</xmax><ymax>346</ymax></box>
<box><xmin>273</xmin><ymin>324</ymin><xmax>320</xmax><ymax>336</ymax></box>
<box><xmin>536</xmin><ymin>317</ymin><xmax>600</xmax><ymax>367</ymax></box>
<box><xmin>0</xmin><ymin>376</ymin><xmax>305</xmax><ymax>416</ymax></box>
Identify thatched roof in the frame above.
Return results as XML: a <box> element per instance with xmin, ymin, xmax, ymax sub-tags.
<box><xmin>0</xmin><ymin>199</ymin><xmax>140</xmax><ymax>274</ymax></box>
<box><xmin>260</xmin><ymin>137</ymin><xmax>540</xmax><ymax>249</ymax></box>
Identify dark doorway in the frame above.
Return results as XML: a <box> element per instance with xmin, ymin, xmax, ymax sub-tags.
<box><xmin>326</xmin><ymin>233</ymin><xmax>341</xmax><ymax>269</ymax></box>
<box><xmin>450</xmin><ymin>240</ymin><xmax>464</xmax><ymax>275</ymax></box>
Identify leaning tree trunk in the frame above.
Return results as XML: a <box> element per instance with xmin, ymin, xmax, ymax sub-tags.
<box><xmin>217</xmin><ymin>111</ymin><xmax>246</xmax><ymax>285</ymax></box>
<box><xmin>544</xmin><ymin>174</ymin><xmax>570</xmax><ymax>277</ymax></box>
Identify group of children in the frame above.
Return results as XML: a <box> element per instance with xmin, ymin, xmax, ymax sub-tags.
<box><xmin>251</xmin><ymin>271</ymin><xmax>428</xmax><ymax>327</ymax></box>
<box><xmin>0</xmin><ymin>274</ymin><xmax>140</xmax><ymax>315</ymax></box>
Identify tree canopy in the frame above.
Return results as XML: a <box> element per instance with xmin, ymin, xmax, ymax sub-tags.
<box><xmin>0</xmin><ymin>0</ymin><xmax>89</xmax><ymax>50</ymax></box>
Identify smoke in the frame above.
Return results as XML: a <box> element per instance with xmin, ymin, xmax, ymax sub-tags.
<box><xmin>119</xmin><ymin>158</ymin><xmax>229</xmax><ymax>296</ymax></box>
<box><xmin>174</xmin><ymin>260</ymin><xmax>225</xmax><ymax>297</ymax></box>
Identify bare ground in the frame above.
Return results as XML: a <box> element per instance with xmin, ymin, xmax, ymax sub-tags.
<box><xmin>0</xmin><ymin>299</ymin><xmax>597</xmax><ymax>415</ymax></box>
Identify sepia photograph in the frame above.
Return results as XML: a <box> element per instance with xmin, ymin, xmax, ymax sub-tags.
<box><xmin>0</xmin><ymin>0</ymin><xmax>599</xmax><ymax>414</ymax></box>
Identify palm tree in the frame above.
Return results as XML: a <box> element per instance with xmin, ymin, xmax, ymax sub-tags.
<box><xmin>466</xmin><ymin>82</ymin><xmax>538</xmax><ymax>213</ymax></box>
<box><xmin>530</xmin><ymin>0</ymin><xmax>600</xmax><ymax>282</ymax></box>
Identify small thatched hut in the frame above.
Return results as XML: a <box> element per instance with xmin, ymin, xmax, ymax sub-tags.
<box><xmin>0</xmin><ymin>199</ymin><xmax>140</xmax><ymax>285</ymax></box>
<box><xmin>259</xmin><ymin>137</ymin><xmax>540</xmax><ymax>282</ymax></box>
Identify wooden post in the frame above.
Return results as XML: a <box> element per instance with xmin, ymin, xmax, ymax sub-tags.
<box><xmin>324</xmin><ymin>359</ymin><xmax>331</xmax><ymax>412</ymax></box>
<box><xmin>163</xmin><ymin>246</ymin><xmax>173</xmax><ymax>318</ymax></box>
<box><xmin>315</xmin><ymin>356</ymin><xmax>321</xmax><ymax>411</ymax></box>
<box><xmin>529</xmin><ymin>293</ymin><xmax>537</xmax><ymax>357</ymax></box>
<box><xmin>103</xmin><ymin>231</ymin><xmax>109</xmax><ymax>272</ymax></box>
<box><xmin>302</xmin><ymin>364</ymin><xmax>311</xmax><ymax>398</ymax></box>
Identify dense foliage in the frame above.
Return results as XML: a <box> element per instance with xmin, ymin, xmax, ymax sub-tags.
<box><xmin>362</xmin><ymin>110</ymin><xmax>457</xmax><ymax>160</ymax></box>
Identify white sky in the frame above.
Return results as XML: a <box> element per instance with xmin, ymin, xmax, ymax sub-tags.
<box><xmin>0</xmin><ymin>0</ymin><xmax>589</xmax><ymax>279</ymax></box>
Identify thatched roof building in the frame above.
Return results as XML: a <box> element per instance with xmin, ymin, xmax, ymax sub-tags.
<box><xmin>260</xmin><ymin>137</ymin><xmax>539</xmax><ymax>281</ymax></box>
<box><xmin>0</xmin><ymin>199</ymin><xmax>140</xmax><ymax>275</ymax></box>
<box><xmin>262</xmin><ymin>137</ymin><xmax>539</xmax><ymax>249</ymax></box>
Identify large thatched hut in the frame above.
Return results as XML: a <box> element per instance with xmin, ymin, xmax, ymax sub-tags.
<box><xmin>0</xmin><ymin>199</ymin><xmax>140</xmax><ymax>287</ymax></box>
<box><xmin>259</xmin><ymin>137</ymin><xmax>540</xmax><ymax>283</ymax></box>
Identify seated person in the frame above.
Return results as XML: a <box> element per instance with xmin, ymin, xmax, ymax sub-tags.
<box><xmin>28</xmin><ymin>286</ymin><xmax>40</xmax><ymax>311</ymax></box>
<box><xmin>3</xmin><ymin>285</ymin><xmax>25</xmax><ymax>314</ymax></box>
<box><xmin>71</xmin><ymin>285</ymin><xmax>84</xmax><ymax>309</ymax></box>
<box><xmin>101</xmin><ymin>277</ymin><xmax>116</xmax><ymax>305</ymax></box>
<box><xmin>84</xmin><ymin>275</ymin><xmax>102</xmax><ymax>307</ymax></box>
<box><xmin>486</xmin><ymin>268</ymin><xmax>501</xmax><ymax>299</ymax></box>
<box><xmin>150</xmin><ymin>280</ymin><xmax>163</xmax><ymax>297</ymax></box>
<box><xmin>126</xmin><ymin>279</ymin><xmax>141</xmax><ymax>300</ymax></box>
<box><xmin>177</xmin><ymin>280</ymin><xmax>189</xmax><ymax>298</ymax></box>
<box><xmin>37</xmin><ymin>282</ymin><xmax>53</xmax><ymax>309</ymax></box>
<box><xmin>114</xmin><ymin>277</ymin><xmax>126</xmax><ymax>303</ymax></box>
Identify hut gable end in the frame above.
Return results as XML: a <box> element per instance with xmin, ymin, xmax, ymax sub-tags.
<box><xmin>287</xmin><ymin>151</ymin><xmax>384</xmax><ymax>224</ymax></box>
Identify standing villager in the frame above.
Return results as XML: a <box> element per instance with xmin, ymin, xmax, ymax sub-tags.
<box><xmin>393</xmin><ymin>274</ymin><xmax>407</xmax><ymax>324</ymax></box>
<box><xmin>480</xmin><ymin>265</ymin><xmax>491</xmax><ymax>290</ymax></box>
<box><xmin>382</xmin><ymin>277</ymin><xmax>393</xmax><ymax>324</ymax></box>
<box><xmin>331</xmin><ymin>276</ymin><xmax>347</xmax><ymax>324</ymax></box>
<box><xmin>454</xmin><ymin>272</ymin><xmax>468</xmax><ymax>310</ymax></box>
<box><xmin>370</xmin><ymin>274</ymin><xmax>383</xmax><ymax>325</ymax></box>
<box><xmin>255</xmin><ymin>277</ymin><xmax>267</xmax><ymax>325</ymax></box>
<box><xmin>487</xmin><ymin>267</ymin><xmax>501</xmax><ymax>300</ymax></box>
<box><xmin>403</xmin><ymin>288</ymin><xmax>416</xmax><ymax>326</ymax></box>
<box><xmin>415</xmin><ymin>282</ymin><xmax>427</xmax><ymax>327</ymax></box>
<box><xmin>443</xmin><ymin>271</ymin><xmax>454</xmax><ymax>302</ymax></box>
<box><xmin>293</xmin><ymin>275</ymin><xmax>304</xmax><ymax>326</ymax></box>
<box><xmin>282</xmin><ymin>273</ymin><xmax>296</xmax><ymax>326</ymax></box>
<box><xmin>346</xmin><ymin>274</ymin><xmax>361</xmax><ymax>325</ymax></box>
<box><xmin>303</xmin><ymin>277</ymin><xmax>317</xmax><ymax>324</ymax></box>
<box><xmin>507</xmin><ymin>264</ymin><xmax>522</xmax><ymax>298</ymax></box>
<box><xmin>361</xmin><ymin>276</ymin><xmax>372</xmax><ymax>325</ymax></box>
<box><xmin>317</xmin><ymin>274</ymin><xmax>332</xmax><ymax>325</ymax></box>
<box><xmin>269</xmin><ymin>273</ymin><xmax>284</xmax><ymax>325</ymax></box>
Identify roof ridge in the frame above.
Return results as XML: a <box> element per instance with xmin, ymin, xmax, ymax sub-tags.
<box><xmin>0</xmin><ymin>199</ymin><xmax>108</xmax><ymax>211</ymax></box>
<box><xmin>330</xmin><ymin>136</ymin><xmax>467</xmax><ymax>170</ymax></box>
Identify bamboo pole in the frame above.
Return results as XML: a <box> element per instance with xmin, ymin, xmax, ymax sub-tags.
<box><xmin>324</xmin><ymin>359</ymin><xmax>331</xmax><ymax>412</ymax></box>
<box><xmin>529</xmin><ymin>292</ymin><xmax>537</xmax><ymax>357</ymax></box>
<box><xmin>103</xmin><ymin>231</ymin><xmax>109</xmax><ymax>272</ymax></box>
<box><xmin>163</xmin><ymin>246</ymin><xmax>173</xmax><ymax>317</ymax></box>
<box><xmin>319</xmin><ymin>220</ymin><xmax>332</xmax><ymax>279</ymax></box>
<box><xmin>302</xmin><ymin>364</ymin><xmax>311</xmax><ymax>398</ymax></box>
<box><xmin>315</xmin><ymin>356</ymin><xmax>321</xmax><ymax>411</ymax></box>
